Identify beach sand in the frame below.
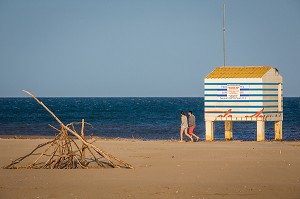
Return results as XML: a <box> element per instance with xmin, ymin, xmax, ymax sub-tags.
<box><xmin>0</xmin><ymin>138</ymin><xmax>300</xmax><ymax>199</ymax></box>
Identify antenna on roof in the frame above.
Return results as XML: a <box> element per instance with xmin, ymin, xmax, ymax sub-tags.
<box><xmin>223</xmin><ymin>4</ymin><xmax>226</xmax><ymax>67</ymax></box>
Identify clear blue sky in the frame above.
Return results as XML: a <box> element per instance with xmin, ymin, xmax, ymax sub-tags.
<box><xmin>0</xmin><ymin>0</ymin><xmax>299</xmax><ymax>97</ymax></box>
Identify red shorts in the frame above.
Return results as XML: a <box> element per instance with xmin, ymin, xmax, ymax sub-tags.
<box><xmin>189</xmin><ymin>126</ymin><xmax>195</xmax><ymax>134</ymax></box>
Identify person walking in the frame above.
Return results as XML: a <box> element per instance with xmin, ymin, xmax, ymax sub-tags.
<box><xmin>188</xmin><ymin>111</ymin><xmax>199</xmax><ymax>141</ymax></box>
<box><xmin>180</xmin><ymin>111</ymin><xmax>193</xmax><ymax>142</ymax></box>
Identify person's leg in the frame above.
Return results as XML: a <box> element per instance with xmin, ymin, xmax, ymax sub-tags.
<box><xmin>184</xmin><ymin>129</ymin><xmax>193</xmax><ymax>142</ymax></box>
<box><xmin>179</xmin><ymin>128</ymin><xmax>184</xmax><ymax>142</ymax></box>
<box><xmin>191</xmin><ymin>133</ymin><xmax>199</xmax><ymax>141</ymax></box>
<box><xmin>189</xmin><ymin>126</ymin><xmax>199</xmax><ymax>141</ymax></box>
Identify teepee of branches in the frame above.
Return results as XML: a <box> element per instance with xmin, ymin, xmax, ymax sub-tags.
<box><xmin>3</xmin><ymin>90</ymin><xmax>133</xmax><ymax>169</ymax></box>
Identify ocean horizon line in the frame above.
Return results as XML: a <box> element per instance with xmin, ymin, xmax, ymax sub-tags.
<box><xmin>1</xmin><ymin>96</ymin><xmax>204</xmax><ymax>98</ymax></box>
<box><xmin>1</xmin><ymin>96</ymin><xmax>300</xmax><ymax>98</ymax></box>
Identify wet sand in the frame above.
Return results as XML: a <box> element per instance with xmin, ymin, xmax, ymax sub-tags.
<box><xmin>0</xmin><ymin>138</ymin><xmax>300</xmax><ymax>199</ymax></box>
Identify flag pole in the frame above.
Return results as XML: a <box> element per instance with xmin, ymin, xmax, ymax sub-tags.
<box><xmin>223</xmin><ymin>4</ymin><xmax>226</xmax><ymax>67</ymax></box>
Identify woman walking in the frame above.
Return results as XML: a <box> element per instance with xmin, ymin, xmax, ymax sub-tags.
<box><xmin>179</xmin><ymin>111</ymin><xmax>193</xmax><ymax>142</ymax></box>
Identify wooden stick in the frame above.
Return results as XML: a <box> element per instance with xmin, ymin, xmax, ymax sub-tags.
<box><xmin>48</xmin><ymin>124</ymin><xmax>61</xmax><ymax>132</ymax></box>
<box><xmin>81</xmin><ymin>119</ymin><xmax>86</xmax><ymax>161</ymax></box>
<box><xmin>3</xmin><ymin>134</ymin><xmax>61</xmax><ymax>169</ymax></box>
<box><xmin>27</xmin><ymin>141</ymin><xmax>55</xmax><ymax>168</ymax></box>
<box><xmin>42</xmin><ymin>144</ymin><xmax>59</xmax><ymax>169</ymax></box>
<box><xmin>86</xmin><ymin>146</ymin><xmax>106</xmax><ymax>168</ymax></box>
<box><xmin>22</xmin><ymin>90</ymin><xmax>133</xmax><ymax>169</ymax></box>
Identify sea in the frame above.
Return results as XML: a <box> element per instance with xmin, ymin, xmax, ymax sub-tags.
<box><xmin>0</xmin><ymin>97</ymin><xmax>299</xmax><ymax>141</ymax></box>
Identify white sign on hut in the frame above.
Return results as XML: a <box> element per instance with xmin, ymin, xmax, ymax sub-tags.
<box><xmin>204</xmin><ymin>66</ymin><xmax>283</xmax><ymax>141</ymax></box>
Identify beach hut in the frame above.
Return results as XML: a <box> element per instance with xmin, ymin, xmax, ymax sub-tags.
<box><xmin>204</xmin><ymin>66</ymin><xmax>283</xmax><ymax>141</ymax></box>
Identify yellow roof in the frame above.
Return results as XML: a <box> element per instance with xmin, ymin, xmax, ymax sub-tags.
<box><xmin>206</xmin><ymin>66</ymin><xmax>272</xmax><ymax>78</ymax></box>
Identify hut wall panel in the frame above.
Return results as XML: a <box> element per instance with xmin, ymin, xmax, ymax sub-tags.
<box><xmin>204</xmin><ymin>76</ymin><xmax>282</xmax><ymax>121</ymax></box>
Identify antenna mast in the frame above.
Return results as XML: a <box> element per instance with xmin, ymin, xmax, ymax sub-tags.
<box><xmin>223</xmin><ymin>4</ymin><xmax>226</xmax><ymax>67</ymax></box>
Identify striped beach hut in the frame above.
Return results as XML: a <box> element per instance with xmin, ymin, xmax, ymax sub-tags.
<box><xmin>204</xmin><ymin>66</ymin><xmax>283</xmax><ymax>141</ymax></box>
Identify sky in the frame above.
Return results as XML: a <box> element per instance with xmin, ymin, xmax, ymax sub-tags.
<box><xmin>0</xmin><ymin>0</ymin><xmax>299</xmax><ymax>97</ymax></box>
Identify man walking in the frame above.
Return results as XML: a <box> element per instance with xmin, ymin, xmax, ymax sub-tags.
<box><xmin>188</xmin><ymin>111</ymin><xmax>199</xmax><ymax>141</ymax></box>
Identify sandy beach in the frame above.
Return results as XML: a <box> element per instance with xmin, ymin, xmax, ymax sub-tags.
<box><xmin>0</xmin><ymin>138</ymin><xmax>300</xmax><ymax>199</ymax></box>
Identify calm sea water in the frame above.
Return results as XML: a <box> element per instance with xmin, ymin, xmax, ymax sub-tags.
<box><xmin>0</xmin><ymin>97</ymin><xmax>299</xmax><ymax>141</ymax></box>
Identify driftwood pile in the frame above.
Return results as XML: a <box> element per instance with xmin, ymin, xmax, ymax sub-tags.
<box><xmin>3</xmin><ymin>90</ymin><xmax>133</xmax><ymax>169</ymax></box>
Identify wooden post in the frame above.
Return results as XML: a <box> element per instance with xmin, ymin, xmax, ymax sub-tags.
<box><xmin>276</xmin><ymin>82</ymin><xmax>283</xmax><ymax>141</ymax></box>
<box><xmin>205</xmin><ymin>121</ymin><xmax>214</xmax><ymax>141</ymax></box>
<box><xmin>275</xmin><ymin>120</ymin><xmax>282</xmax><ymax>141</ymax></box>
<box><xmin>257</xmin><ymin>120</ymin><xmax>265</xmax><ymax>141</ymax></box>
<box><xmin>81</xmin><ymin>119</ymin><xmax>85</xmax><ymax>161</ymax></box>
<box><xmin>225</xmin><ymin>121</ymin><xmax>233</xmax><ymax>140</ymax></box>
